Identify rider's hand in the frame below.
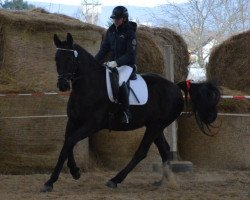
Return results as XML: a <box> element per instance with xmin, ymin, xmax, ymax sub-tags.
<box><xmin>107</xmin><ymin>61</ymin><xmax>117</xmax><ymax>68</ymax></box>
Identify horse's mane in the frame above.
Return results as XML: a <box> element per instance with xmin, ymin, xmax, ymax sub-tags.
<box><xmin>73</xmin><ymin>43</ymin><xmax>101</xmax><ymax>69</ymax></box>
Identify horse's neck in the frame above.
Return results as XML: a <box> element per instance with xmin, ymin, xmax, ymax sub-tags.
<box><xmin>72</xmin><ymin>67</ymin><xmax>106</xmax><ymax>95</ymax></box>
<box><xmin>76</xmin><ymin>47</ymin><xmax>102</xmax><ymax>75</ymax></box>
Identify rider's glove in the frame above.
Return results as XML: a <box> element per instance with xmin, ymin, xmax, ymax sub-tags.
<box><xmin>107</xmin><ymin>61</ymin><xmax>117</xmax><ymax>68</ymax></box>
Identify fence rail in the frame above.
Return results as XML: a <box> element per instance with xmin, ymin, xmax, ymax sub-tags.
<box><xmin>0</xmin><ymin>92</ymin><xmax>249</xmax><ymax>99</ymax></box>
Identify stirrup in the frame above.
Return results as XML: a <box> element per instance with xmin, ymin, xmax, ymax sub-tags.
<box><xmin>122</xmin><ymin>111</ymin><xmax>129</xmax><ymax>124</ymax></box>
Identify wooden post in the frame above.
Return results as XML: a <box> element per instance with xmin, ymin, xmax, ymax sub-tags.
<box><xmin>163</xmin><ymin>45</ymin><xmax>178</xmax><ymax>160</ymax></box>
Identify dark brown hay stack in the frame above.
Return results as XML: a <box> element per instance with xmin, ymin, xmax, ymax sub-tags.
<box><xmin>138</xmin><ymin>26</ymin><xmax>189</xmax><ymax>81</ymax></box>
<box><xmin>207</xmin><ymin>30</ymin><xmax>250</xmax><ymax>93</ymax></box>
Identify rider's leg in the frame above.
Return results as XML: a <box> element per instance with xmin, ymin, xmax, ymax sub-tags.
<box><xmin>116</xmin><ymin>66</ymin><xmax>133</xmax><ymax>123</ymax></box>
<box><xmin>119</xmin><ymin>81</ymin><xmax>131</xmax><ymax>123</ymax></box>
<box><xmin>117</xmin><ymin>65</ymin><xmax>133</xmax><ymax>86</ymax></box>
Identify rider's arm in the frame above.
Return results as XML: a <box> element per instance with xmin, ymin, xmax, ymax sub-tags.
<box><xmin>94</xmin><ymin>32</ymin><xmax>111</xmax><ymax>62</ymax></box>
<box><xmin>115</xmin><ymin>30</ymin><xmax>136</xmax><ymax>66</ymax></box>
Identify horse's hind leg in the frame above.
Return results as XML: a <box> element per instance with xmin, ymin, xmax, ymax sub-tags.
<box><xmin>154</xmin><ymin>132</ymin><xmax>179</xmax><ymax>188</ymax></box>
<box><xmin>106</xmin><ymin>126</ymin><xmax>163</xmax><ymax>188</ymax></box>
<box><xmin>153</xmin><ymin>133</ymin><xmax>175</xmax><ymax>186</ymax></box>
<box><xmin>154</xmin><ymin>132</ymin><xmax>171</xmax><ymax>163</ymax></box>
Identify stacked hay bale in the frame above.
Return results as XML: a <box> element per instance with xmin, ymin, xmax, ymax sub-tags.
<box><xmin>0</xmin><ymin>9</ymin><xmax>105</xmax><ymax>173</ymax></box>
<box><xmin>0</xmin><ymin>9</ymin><xmax>104</xmax><ymax>92</ymax></box>
<box><xmin>178</xmin><ymin>31</ymin><xmax>250</xmax><ymax>169</ymax></box>
<box><xmin>178</xmin><ymin>95</ymin><xmax>250</xmax><ymax>169</ymax></box>
<box><xmin>207</xmin><ymin>30</ymin><xmax>250</xmax><ymax>93</ymax></box>
<box><xmin>138</xmin><ymin>27</ymin><xmax>189</xmax><ymax>81</ymax></box>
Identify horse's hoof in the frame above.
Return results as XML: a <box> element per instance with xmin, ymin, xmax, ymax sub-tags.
<box><xmin>152</xmin><ymin>180</ymin><xmax>163</xmax><ymax>187</ymax></box>
<box><xmin>72</xmin><ymin>169</ymin><xmax>81</xmax><ymax>180</ymax></box>
<box><xmin>40</xmin><ymin>185</ymin><xmax>53</xmax><ymax>193</ymax></box>
<box><xmin>105</xmin><ymin>180</ymin><xmax>117</xmax><ymax>188</ymax></box>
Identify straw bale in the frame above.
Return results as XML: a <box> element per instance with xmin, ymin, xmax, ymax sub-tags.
<box><xmin>136</xmin><ymin>29</ymin><xmax>164</xmax><ymax>74</ymax></box>
<box><xmin>0</xmin><ymin>96</ymin><xmax>89</xmax><ymax>174</ymax></box>
<box><xmin>178</xmin><ymin>114</ymin><xmax>250</xmax><ymax>169</ymax></box>
<box><xmin>138</xmin><ymin>26</ymin><xmax>189</xmax><ymax>81</ymax></box>
<box><xmin>0</xmin><ymin>9</ymin><xmax>104</xmax><ymax>92</ymax></box>
<box><xmin>207</xmin><ymin>30</ymin><xmax>250</xmax><ymax>93</ymax></box>
<box><xmin>90</xmin><ymin>128</ymin><xmax>161</xmax><ymax>171</ymax></box>
<box><xmin>0</xmin><ymin>9</ymin><xmax>103</xmax><ymax>173</ymax></box>
<box><xmin>218</xmin><ymin>87</ymin><xmax>250</xmax><ymax>113</ymax></box>
<box><xmin>178</xmin><ymin>86</ymin><xmax>250</xmax><ymax>169</ymax></box>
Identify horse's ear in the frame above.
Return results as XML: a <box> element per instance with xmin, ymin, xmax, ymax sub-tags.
<box><xmin>66</xmin><ymin>33</ymin><xmax>73</xmax><ymax>46</ymax></box>
<box><xmin>54</xmin><ymin>34</ymin><xmax>61</xmax><ymax>47</ymax></box>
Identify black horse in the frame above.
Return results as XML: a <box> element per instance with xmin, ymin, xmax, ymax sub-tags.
<box><xmin>41</xmin><ymin>33</ymin><xmax>221</xmax><ymax>192</ymax></box>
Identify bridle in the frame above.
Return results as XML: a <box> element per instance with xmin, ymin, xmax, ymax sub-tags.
<box><xmin>56</xmin><ymin>47</ymin><xmax>105</xmax><ymax>85</ymax></box>
<box><xmin>56</xmin><ymin>48</ymin><xmax>79</xmax><ymax>82</ymax></box>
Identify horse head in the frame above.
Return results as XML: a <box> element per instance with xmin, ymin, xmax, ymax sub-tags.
<box><xmin>54</xmin><ymin>33</ymin><xmax>78</xmax><ymax>92</ymax></box>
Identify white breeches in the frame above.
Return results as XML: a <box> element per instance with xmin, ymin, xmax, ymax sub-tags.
<box><xmin>116</xmin><ymin>65</ymin><xmax>133</xmax><ymax>86</ymax></box>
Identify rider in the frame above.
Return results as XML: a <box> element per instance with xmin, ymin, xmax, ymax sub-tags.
<box><xmin>95</xmin><ymin>6</ymin><xmax>137</xmax><ymax>124</ymax></box>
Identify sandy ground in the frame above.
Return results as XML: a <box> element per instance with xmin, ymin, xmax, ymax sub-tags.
<box><xmin>0</xmin><ymin>167</ymin><xmax>249</xmax><ymax>200</ymax></box>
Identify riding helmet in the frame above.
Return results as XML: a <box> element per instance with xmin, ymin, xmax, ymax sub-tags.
<box><xmin>110</xmin><ymin>6</ymin><xmax>128</xmax><ymax>20</ymax></box>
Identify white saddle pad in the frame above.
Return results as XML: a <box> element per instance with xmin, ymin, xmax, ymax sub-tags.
<box><xmin>106</xmin><ymin>68</ymin><xmax>148</xmax><ymax>105</ymax></box>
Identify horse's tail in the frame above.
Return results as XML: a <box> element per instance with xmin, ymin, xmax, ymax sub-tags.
<box><xmin>177</xmin><ymin>80</ymin><xmax>221</xmax><ymax>136</ymax></box>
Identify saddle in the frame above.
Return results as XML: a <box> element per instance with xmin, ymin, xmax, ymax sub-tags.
<box><xmin>108</xmin><ymin>66</ymin><xmax>137</xmax><ymax>104</ymax></box>
<box><xmin>106</xmin><ymin>66</ymin><xmax>148</xmax><ymax>106</ymax></box>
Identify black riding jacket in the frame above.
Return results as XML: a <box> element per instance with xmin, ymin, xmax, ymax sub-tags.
<box><xmin>95</xmin><ymin>21</ymin><xmax>137</xmax><ymax>67</ymax></box>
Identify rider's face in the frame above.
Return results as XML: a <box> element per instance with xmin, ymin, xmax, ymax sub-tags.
<box><xmin>113</xmin><ymin>18</ymin><xmax>123</xmax><ymax>27</ymax></box>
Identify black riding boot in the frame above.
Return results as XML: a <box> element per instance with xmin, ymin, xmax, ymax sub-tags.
<box><xmin>119</xmin><ymin>82</ymin><xmax>131</xmax><ymax>124</ymax></box>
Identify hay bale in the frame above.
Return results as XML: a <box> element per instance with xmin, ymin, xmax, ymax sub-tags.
<box><xmin>0</xmin><ymin>96</ymin><xmax>89</xmax><ymax>174</ymax></box>
<box><xmin>0</xmin><ymin>9</ymin><xmax>105</xmax><ymax>173</ymax></box>
<box><xmin>207</xmin><ymin>30</ymin><xmax>250</xmax><ymax>93</ymax></box>
<box><xmin>138</xmin><ymin>27</ymin><xmax>189</xmax><ymax>81</ymax></box>
<box><xmin>136</xmin><ymin>29</ymin><xmax>165</xmax><ymax>74</ymax></box>
<box><xmin>178</xmin><ymin>115</ymin><xmax>250</xmax><ymax>169</ymax></box>
<box><xmin>90</xmin><ymin>128</ymin><xmax>161</xmax><ymax>171</ymax></box>
<box><xmin>178</xmin><ymin>88</ymin><xmax>250</xmax><ymax>169</ymax></box>
<box><xmin>0</xmin><ymin>9</ymin><xmax>104</xmax><ymax>92</ymax></box>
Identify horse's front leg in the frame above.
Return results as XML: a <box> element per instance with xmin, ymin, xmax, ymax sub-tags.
<box><xmin>41</xmin><ymin>122</ymin><xmax>96</xmax><ymax>192</ymax></box>
<box><xmin>64</xmin><ymin>120</ymin><xmax>81</xmax><ymax>180</ymax></box>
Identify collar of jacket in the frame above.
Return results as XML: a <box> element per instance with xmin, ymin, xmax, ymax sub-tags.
<box><xmin>110</xmin><ymin>21</ymin><xmax>137</xmax><ymax>32</ymax></box>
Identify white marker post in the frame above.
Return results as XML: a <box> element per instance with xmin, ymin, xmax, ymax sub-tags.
<box><xmin>163</xmin><ymin>45</ymin><xmax>193</xmax><ymax>172</ymax></box>
<box><xmin>163</xmin><ymin>45</ymin><xmax>178</xmax><ymax>160</ymax></box>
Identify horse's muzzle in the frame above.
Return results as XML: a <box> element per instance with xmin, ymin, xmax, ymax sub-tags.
<box><xmin>57</xmin><ymin>78</ymin><xmax>70</xmax><ymax>91</ymax></box>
